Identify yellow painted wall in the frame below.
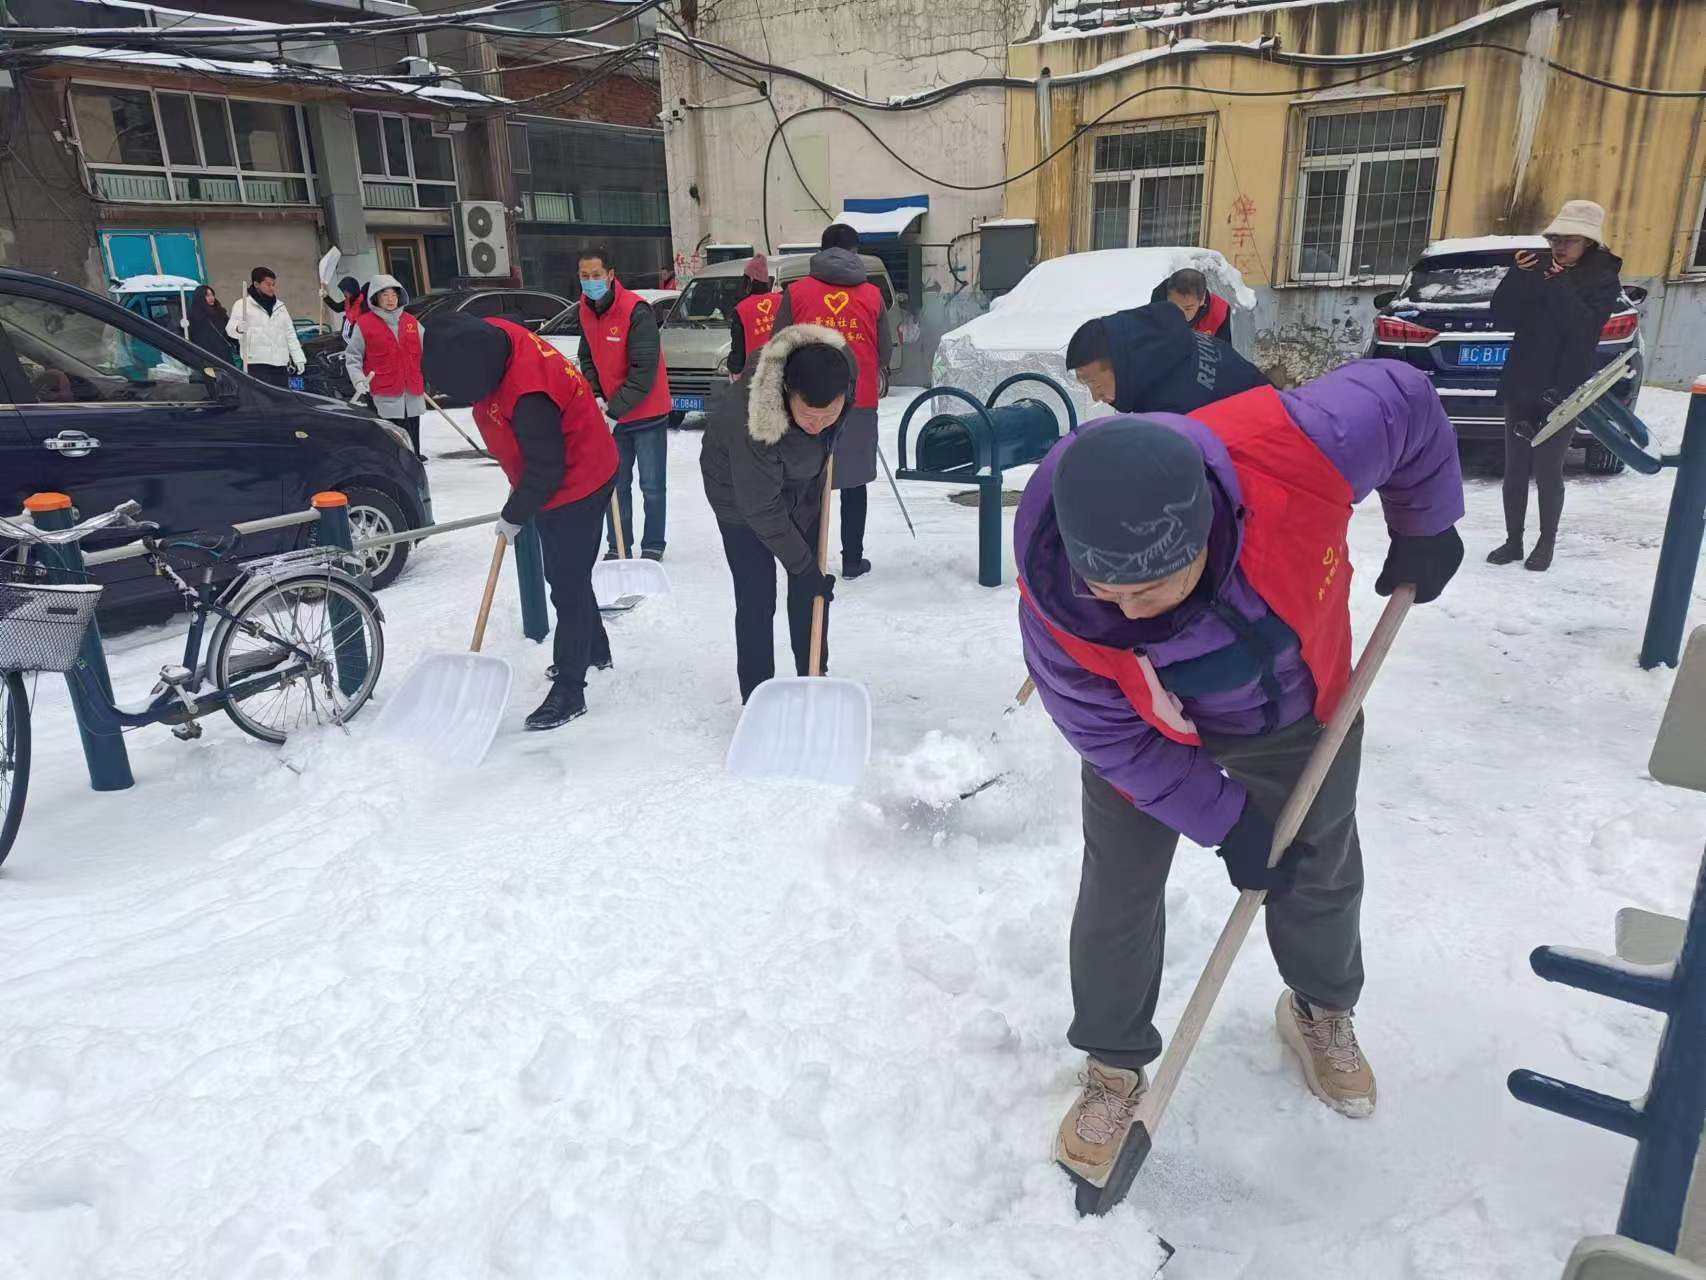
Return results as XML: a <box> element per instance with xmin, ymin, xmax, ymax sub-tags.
<box><xmin>1004</xmin><ymin>0</ymin><xmax>1706</xmax><ymax>285</ymax></box>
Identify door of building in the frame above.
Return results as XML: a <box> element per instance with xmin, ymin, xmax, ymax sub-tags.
<box><xmin>379</xmin><ymin>237</ymin><xmax>427</xmax><ymax>297</ymax></box>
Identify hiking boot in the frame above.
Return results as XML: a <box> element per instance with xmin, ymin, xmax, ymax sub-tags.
<box><xmin>1054</xmin><ymin>1060</ymin><xmax>1147</xmax><ymax>1187</ymax></box>
<box><xmin>642</xmin><ymin>547</ymin><xmax>665</xmax><ymax>562</ymax></box>
<box><xmin>525</xmin><ymin>682</ymin><xmax>586</xmax><ymax>731</ymax></box>
<box><xmin>843</xmin><ymin>556</ymin><xmax>872</xmax><ymax>579</ymax></box>
<box><xmin>1486</xmin><ymin>540</ymin><xmax>1524</xmax><ymax>566</ymax></box>
<box><xmin>1276</xmin><ymin>990</ymin><xmax>1376</xmax><ymax>1118</ymax></box>
<box><xmin>1524</xmin><ymin>537</ymin><xmax>1555</xmax><ymax>572</ymax></box>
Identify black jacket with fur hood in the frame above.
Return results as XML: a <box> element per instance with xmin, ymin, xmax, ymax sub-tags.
<box><xmin>699</xmin><ymin>324</ymin><xmax>857</xmax><ymax>575</ymax></box>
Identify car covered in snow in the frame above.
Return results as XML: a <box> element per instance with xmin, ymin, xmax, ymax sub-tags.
<box><xmin>931</xmin><ymin>248</ymin><xmax>1256</xmax><ymax>428</ymax></box>
<box><xmin>1365</xmin><ymin>236</ymin><xmax>1647</xmax><ymax>473</ymax></box>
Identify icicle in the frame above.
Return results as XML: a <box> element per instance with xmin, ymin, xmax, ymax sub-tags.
<box><xmin>1509</xmin><ymin>8</ymin><xmax>1559</xmax><ymax>213</ymax></box>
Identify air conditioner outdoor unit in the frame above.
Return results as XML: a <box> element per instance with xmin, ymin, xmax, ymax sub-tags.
<box><xmin>455</xmin><ymin>200</ymin><xmax>511</xmax><ymax>279</ymax></box>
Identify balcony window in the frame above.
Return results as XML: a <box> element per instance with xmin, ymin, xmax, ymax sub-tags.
<box><xmin>71</xmin><ymin>85</ymin><xmax>314</xmax><ymax>208</ymax></box>
<box><xmin>355</xmin><ymin>110</ymin><xmax>460</xmax><ymax>211</ymax></box>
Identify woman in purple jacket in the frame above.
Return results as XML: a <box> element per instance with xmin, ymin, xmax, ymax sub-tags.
<box><xmin>1021</xmin><ymin>360</ymin><xmax>1465</xmax><ymax>1202</ymax></box>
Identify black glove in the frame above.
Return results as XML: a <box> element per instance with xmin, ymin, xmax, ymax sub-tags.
<box><xmin>1216</xmin><ymin>797</ymin><xmax>1308</xmax><ymax>897</ymax></box>
<box><xmin>1375</xmin><ymin>526</ymin><xmax>1463</xmax><ymax>605</ymax></box>
<box><xmin>794</xmin><ymin>565</ymin><xmax>836</xmax><ymax>604</ymax></box>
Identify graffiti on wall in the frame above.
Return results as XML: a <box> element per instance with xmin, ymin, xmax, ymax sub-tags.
<box><xmin>1228</xmin><ymin>194</ymin><xmax>1262</xmax><ymax>282</ymax></box>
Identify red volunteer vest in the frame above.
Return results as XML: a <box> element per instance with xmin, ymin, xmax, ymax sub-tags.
<box><xmin>735</xmin><ymin>292</ymin><xmax>778</xmax><ymax>359</ymax></box>
<box><xmin>474</xmin><ymin>320</ymin><xmax>618</xmax><ymax>511</ymax></box>
<box><xmin>786</xmin><ymin>277</ymin><xmax>883</xmax><ymax>409</ymax></box>
<box><xmin>353</xmin><ymin>308</ymin><xmax>423</xmax><ymax>397</ymax></box>
<box><xmin>1189</xmin><ymin>291</ymin><xmax>1231</xmax><ymax>338</ymax></box>
<box><xmin>578</xmin><ymin>281</ymin><xmax>672</xmax><ymax>425</ymax></box>
<box><xmin>1020</xmin><ymin>386</ymin><xmax>1354</xmax><ymax>746</ymax></box>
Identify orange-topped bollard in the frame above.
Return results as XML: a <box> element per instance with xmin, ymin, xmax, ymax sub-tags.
<box><xmin>23</xmin><ymin>492</ymin><xmax>73</xmax><ymax>514</ymax></box>
<box><xmin>311</xmin><ymin>491</ymin><xmax>349</xmax><ymax>508</ymax></box>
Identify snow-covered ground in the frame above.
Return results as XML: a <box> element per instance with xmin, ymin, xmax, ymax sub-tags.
<box><xmin>3</xmin><ymin>386</ymin><xmax>1704</xmax><ymax>1279</ymax></box>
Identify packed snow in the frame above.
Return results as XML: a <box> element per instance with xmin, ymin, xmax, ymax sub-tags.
<box><xmin>2</xmin><ymin>385</ymin><xmax>1705</xmax><ymax>1278</ymax></box>
<box><xmin>1423</xmin><ymin>236</ymin><xmax>1550</xmax><ymax>258</ymax></box>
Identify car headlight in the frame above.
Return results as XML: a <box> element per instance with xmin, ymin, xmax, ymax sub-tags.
<box><xmin>716</xmin><ymin>355</ymin><xmax>729</xmax><ymax>375</ymax></box>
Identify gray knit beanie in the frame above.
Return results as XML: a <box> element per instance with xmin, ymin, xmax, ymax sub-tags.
<box><xmin>1051</xmin><ymin>419</ymin><xmax>1213</xmax><ymax>585</ymax></box>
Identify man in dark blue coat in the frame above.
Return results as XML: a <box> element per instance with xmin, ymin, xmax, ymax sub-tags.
<box><xmin>1067</xmin><ymin>299</ymin><xmax>1267</xmax><ymax>416</ymax></box>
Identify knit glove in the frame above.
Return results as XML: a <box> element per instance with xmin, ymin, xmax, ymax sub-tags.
<box><xmin>1375</xmin><ymin>526</ymin><xmax>1464</xmax><ymax>605</ymax></box>
<box><xmin>792</xmin><ymin>564</ymin><xmax>836</xmax><ymax>604</ymax></box>
<box><xmin>1216</xmin><ymin>797</ymin><xmax>1308</xmax><ymax>897</ymax></box>
<box><xmin>494</xmin><ymin>518</ymin><xmax>525</xmax><ymax>544</ymax></box>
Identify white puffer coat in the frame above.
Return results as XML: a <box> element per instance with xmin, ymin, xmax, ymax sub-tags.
<box><xmin>226</xmin><ymin>289</ymin><xmax>306</xmax><ymax>371</ymax></box>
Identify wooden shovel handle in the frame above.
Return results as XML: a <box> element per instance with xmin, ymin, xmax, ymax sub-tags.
<box><xmin>470</xmin><ymin>535</ymin><xmax>508</xmax><ymax>653</ymax></box>
<box><xmin>808</xmin><ymin>456</ymin><xmax>834</xmax><ymax>677</ymax></box>
<box><xmin>609</xmin><ymin>488</ymin><xmax>628</xmax><ymax>560</ymax></box>
<box><xmin>1133</xmin><ymin>585</ymin><xmax>1415</xmax><ymax>1139</ymax></box>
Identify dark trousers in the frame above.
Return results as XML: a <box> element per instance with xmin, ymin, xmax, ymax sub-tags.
<box><xmin>607</xmin><ymin>419</ymin><xmax>669</xmax><ymax>555</ymax></box>
<box><xmin>718</xmin><ymin>521</ymin><xmax>828</xmax><ymax>702</ymax></box>
<box><xmin>387</xmin><ymin>414</ymin><xmax>421</xmax><ymax>457</ymax></box>
<box><xmin>1502</xmin><ymin>402</ymin><xmax>1571</xmax><ymax>543</ymax></box>
<box><xmin>536</xmin><ymin>482</ymin><xmax>613</xmax><ymax>690</ymax></box>
<box><xmin>840</xmin><ymin>483</ymin><xmax>868</xmax><ymax>562</ymax></box>
<box><xmin>248</xmin><ymin>363</ymin><xmax>289</xmax><ymax>388</ymax></box>
<box><xmin>1070</xmin><ymin>713</ymin><xmax>1366</xmax><ymax>1070</ymax></box>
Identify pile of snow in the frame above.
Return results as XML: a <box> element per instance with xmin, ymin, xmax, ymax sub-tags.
<box><xmin>933</xmin><ymin>247</ymin><xmax>1254</xmax><ymax>426</ymax></box>
<box><xmin>1422</xmin><ymin>235</ymin><xmax>1549</xmax><ymax>258</ymax></box>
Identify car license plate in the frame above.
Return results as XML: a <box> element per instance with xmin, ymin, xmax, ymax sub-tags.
<box><xmin>672</xmin><ymin>395</ymin><xmax>705</xmax><ymax>412</ymax></box>
<box><xmin>287</xmin><ymin>375</ymin><xmax>306</xmax><ymax>391</ymax></box>
<box><xmin>1456</xmin><ymin>344</ymin><xmax>1508</xmax><ymax>367</ymax></box>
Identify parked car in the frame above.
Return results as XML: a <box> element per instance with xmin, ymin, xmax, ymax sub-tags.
<box><xmin>659</xmin><ymin>255</ymin><xmax>904</xmax><ymax>426</ymax></box>
<box><xmin>932</xmin><ymin>247</ymin><xmax>1255</xmax><ymax>429</ymax></box>
<box><xmin>635</xmin><ymin>287</ymin><xmax>681</xmax><ymax>327</ymax></box>
<box><xmin>1366</xmin><ymin>236</ymin><xmax>1647</xmax><ymax>474</ymax></box>
<box><xmin>0</xmin><ymin>267</ymin><xmax>432</xmax><ymax>616</ymax></box>
<box><xmin>300</xmin><ymin>286</ymin><xmax>573</xmax><ymax>403</ymax></box>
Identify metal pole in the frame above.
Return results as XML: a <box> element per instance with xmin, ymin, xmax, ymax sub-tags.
<box><xmin>310</xmin><ymin>492</ymin><xmax>369</xmax><ymax>697</ymax></box>
<box><xmin>512</xmin><ymin>520</ymin><xmax>551</xmax><ymax>643</ymax></box>
<box><xmin>25</xmin><ymin>492</ymin><xmax>133</xmax><ymax>792</ymax></box>
<box><xmin>875</xmin><ymin>444</ymin><xmax>916</xmax><ymax>540</ymax></box>
<box><xmin>1640</xmin><ymin>382</ymin><xmax>1706</xmax><ymax>670</ymax></box>
<box><xmin>977</xmin><ymin>476</ymin><xmax>1003</xmax><ymax>587</ymax></box>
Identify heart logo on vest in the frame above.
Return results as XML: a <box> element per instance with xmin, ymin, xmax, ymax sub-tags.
<box><xmin>757</xmin><ymin>298</ymin><xmax>774</xmax><ymax>316</ymax></box>
<box><xmin>823</xmin><ymin>291</ymin><xmax>850</xmax><ymax>316</ymax></box>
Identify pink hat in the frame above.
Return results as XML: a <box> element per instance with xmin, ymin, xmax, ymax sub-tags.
<box><xmin>743</xmin><ymin>253</ymin><xmax>770</xmax><ymax>283</ymax></box>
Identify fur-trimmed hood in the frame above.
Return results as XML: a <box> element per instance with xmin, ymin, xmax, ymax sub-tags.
<box><xmin>746</xmin><ymin>322</ymin><xmax>852</xmax><ymax>446</ymax></box>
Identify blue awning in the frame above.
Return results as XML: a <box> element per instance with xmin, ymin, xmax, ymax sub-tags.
<box><xmin>835</xmin><ymin>195</ymin><xmax>929</xmax><ymax>241</ymax></box>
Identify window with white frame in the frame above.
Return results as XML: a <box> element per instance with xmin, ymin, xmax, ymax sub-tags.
<box><xmin>354</xmin><ymin>110</ymin><xmax>459</xmax><ymax>210</ymax></box>
<box><xmin>1291</xmin><ymin>100</ymin><xmax>1446</xmax><ymax>284</ymax></box>
<box><xmin>70</xmin><ymin>85</ymin><xmax>313</xmax><ymax>206</ymax></box>
<box><xmin>1088</xmin><ymin>122</ymin><xmax>1208</xmax><ymax>250</ymax></box>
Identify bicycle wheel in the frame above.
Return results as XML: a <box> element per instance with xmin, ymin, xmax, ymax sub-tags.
<box><xmin>212</xmin><ymin>572</ymin><xmax>385</xmax><ymax>744</ymax></box>
<box><xmin>0</xmin><ymin>672</ymin><xmax>31</xmax><ymax>869</ymax></box>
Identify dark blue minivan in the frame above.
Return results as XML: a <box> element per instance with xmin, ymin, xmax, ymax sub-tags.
<box><xmin>0</xmin><ymin>268</ymin><xmax>431</xmax><ymax>614</ymax></box>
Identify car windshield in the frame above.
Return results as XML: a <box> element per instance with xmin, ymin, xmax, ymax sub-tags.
<box><xmin>1402</xmin><ymin>254</ymin><xmax>1514</xmax><ymax>304</ymax></box>
<box><xmin>667</xmin><ymin>277</ymin><xmax>747</xmax><ymax>327</ymax></box>
<box><xmin>406</xmin><ymin>292</ymin><xmax>462</xmax><ymax>320</ymax></box>
<box><xmin>539</xmin><ymin>304</ymin><xmax>580</xmax><ymax>336</ymax></box>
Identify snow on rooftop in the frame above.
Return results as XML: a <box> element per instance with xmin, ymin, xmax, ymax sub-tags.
<box><xmin>1052</xmin><ymin>37</ymin><xmax>1268</xmax><ymax>86</ymax></box>
<box><xmin>833</xmin><ymin>205</ymin><xmax>928</xmax><ymax>238</ymax></box>
<box><xmin>979</xmin><ymin>219</ymin><xmax>1038</xmax><ymax>229</ymax></box>
<box><xmin>1423</xmin><ymin>235</ymin><xmax>1550</xmax><ymax>257</ymax></box>
<box><xmin>1038</xmin><ymin>0</ymin><xmax>1348</xmax><ymax>42</ymax></box>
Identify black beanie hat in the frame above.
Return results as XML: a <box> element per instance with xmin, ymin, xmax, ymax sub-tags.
<box><xmin>1051</xmin><ymin>419</ymin><xmax>1213</xmax><ymax>585</ymax></box>
<box><xmin>422</xmin><ymin>310</ymin><xmax>511</xmax><ymax>404</ymax></box>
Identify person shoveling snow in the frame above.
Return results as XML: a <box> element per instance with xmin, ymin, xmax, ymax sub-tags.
<box><xmin>1015</xmin><ymin>361</ymin><xmax>1466</xmax><ymax>1210</ymax></box>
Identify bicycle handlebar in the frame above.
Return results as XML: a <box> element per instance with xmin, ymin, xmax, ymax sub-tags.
<box><xmin>0</xmin><ymin>499</ymin><xmax>149</xmax><ymax>548</ymax></box>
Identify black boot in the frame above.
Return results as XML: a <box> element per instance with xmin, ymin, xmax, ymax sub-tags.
<box><xmin>1486</xmin><ymin>539</ymin><xmax>1524</xmax><ymax>566</ymax></box>
<box><xmin>1524</xmin><ymin>536</ymin><xmax>1555</xmax><ymax>572</ymax></box>
<box><xmin>525</xmin><ymin>681</ymin><xmax>586</xmax><ymax>731</ymax></box>
<box><xmin>546</xmin><ymin>656</ymin><xmax>612</xmax><ymax>681</ymax></box>
<box><xmin>843</xmin><ymin>556</ymin><xmax>872</xmax><ymax>579</ymax></box>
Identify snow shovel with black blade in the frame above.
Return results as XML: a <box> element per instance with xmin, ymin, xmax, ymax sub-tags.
<box><xmin>1067</xmin><ymin>585</ymin><xmax>1415</xmax><ymax>1220</ymax></box>
<box><xmin>371</xmin><ymin>535</ymin><xmax>514</xmax><ymax>766</ymax></box>
<box><xmin>726</xmin><ymin>458</ymin><xmax>871</xmax><ymax>787</ymax></box>
<box><xmin>594</xmin><ymin>489</ymin><xmax>670</xmax><ymax>614</ymax></box>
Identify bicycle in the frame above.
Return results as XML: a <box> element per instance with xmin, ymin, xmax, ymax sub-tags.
<box><xmin>0</xmin><ymin>499</ymin><xmax>386</xmax><ymax>868</ymax></box>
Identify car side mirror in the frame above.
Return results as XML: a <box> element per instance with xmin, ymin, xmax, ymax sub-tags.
<box><xmin>1372</xmin><ymin>290</ymin><xmax>1398</xmax><ymax>309</ymax></box>
<box><xmin>211</xmin><ymin>368</ymin><xmax>243</xmax><ymax>405</ymax></box>
<box><xmin>1624</xmin><ymin>285</ymin><xmax>1649</xmax><ymax>306</ymax></box>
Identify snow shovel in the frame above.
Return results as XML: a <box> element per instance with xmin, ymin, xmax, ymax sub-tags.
<box><xmin>1069</xmin><ymin>585</ymin><xmax>1416</xmax><ymax>1218</ymax></box>
<box><xmin>1529</xmin><ymin>348</ymin><xmax>1639</xmax><ymax>449</ymax></box>
<box><xmin>726</xmin><ymin>458</ymin><xmax>872</xmax><ymax>786</ymax></box>
<box><xmin>593</xmin><ymin>488</ymin><xmax>671</xmax><ymax>613</ymax></box>
<box><xmin>422</xmin><ymin>391</ymin><xmax>494</xmax><ymax>459</ymax></box>
<box><xmin>371</xmin><ymin>535</ymin><xmax>514</xmax><ymax>766</ymax></box>
<box><xmin>957</xmin><ymin>676</ymin><xmax>1036</xmax><ymax>800</ymax></box>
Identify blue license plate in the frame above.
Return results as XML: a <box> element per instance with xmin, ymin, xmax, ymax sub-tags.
<box><xmin>1455</xmin><ymin>344</ymin><xmax>1508</xmax><ymax>368</ymax></box>
<box><xmin>287</xmin><ymin>375</ymin><xmax>306</xmax><ymax>391</ymax></box>
<box><xmin>672</xmin><ymin>396</ymin><xmax>705</xmax><ymax>413</ymax></box>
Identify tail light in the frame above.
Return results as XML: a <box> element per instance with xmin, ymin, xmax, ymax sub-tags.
<box><xmin>1374</xmin><ymin>316</ymin><xmax>1439</xmax><ymax>344</ymax></box>
<box><xmin>1600</xmin><ymin>312</ymin><xmax>1638</xmax><ymax>342</ymax></box>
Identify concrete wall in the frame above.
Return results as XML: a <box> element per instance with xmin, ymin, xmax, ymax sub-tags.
<box><xmin>199</xmin><ymin>219</ymin><xmax>326</xmax><ymax>324</ymax></box>
<box><xmin>659</xmin><ymin>0</ymin><xmax>1038</xmax><ymax>384</ymax></box>
<box><xmin>1003</xmin><ymin>0</ymin><xmax>1706</xmax><ymax>386</ymax></box>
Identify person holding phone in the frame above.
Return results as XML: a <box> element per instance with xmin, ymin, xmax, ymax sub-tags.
<box><xmin>1488</xmin><ymin>200</ymin><xmax>1623</xmax><ymax>572</ymax></box>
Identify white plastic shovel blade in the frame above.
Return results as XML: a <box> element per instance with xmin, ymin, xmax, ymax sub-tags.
<box><xmin>725</xmin><ymin>676</ymin><xmax>871</xmax><ymax>786</ymax></box>
<box><xmin>592</xmin><ymin>559</ymin><xmax>671</xmax><ymax>609</ymax></box>
<box><xmin>372</xmin><ymin>652</ymin><xmax>513</xmax><ymax>766</ymax></box>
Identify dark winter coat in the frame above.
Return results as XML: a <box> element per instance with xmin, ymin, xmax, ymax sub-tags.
<box><xmin>1103</xmin><ymin>300</ymin><xmax>1267</xmax><ymax>416</ymax></box>
<box><xmin>1490</xmin><ymin>244</ymin><xmax>1623</xmax><ymax>418</ymax></box>
<box><xmin>699</xmin><ymin>324</ymin><xmax>856</xmax><ymax>576</ymax></box>
<box><xmin>1147</xmin><ymin>281</ymin><xmax>1234</xmax><ymax>342</ymax></box>
<box><xmin>187</xmin><ymin>288</ymin><xmax>234</xmax><ymax>362</ymax></box>
<box><xmin>576</xmin><ymin>287</ymin><xmax>662</xmax><ymax>424</ymax></box>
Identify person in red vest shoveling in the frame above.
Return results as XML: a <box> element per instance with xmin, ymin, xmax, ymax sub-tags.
<box><xmin>728</xmin><ymin>253</ymin><xmax>777</xmax><ymax>379</ymax></box>
<box><xmin>1147</xmin><ymin>267</ymin><xmax>1234</xmax><ymax>343</ymax></box>
<box><xmin>775</xmin><ymin>224</ymin><xmax>893</xmax><ymax>580</ymax></box>
<box><xmin>424</xmin><ymin>311</ymin><xmax>619</xmax><ymax>731</ymax></box>
<box><xmin>342</xmin><ymin>272</ymin><xmax>425</xmax><ymax>457</ymax></box>
<box><xmin>576</xmin><ymin>247</ymin><xmax>672</xmax><ymax>562</ymax></box>
<box><xmin>1014</xmin><ymin>361</ymin><xmax>1466</xmax><ymax>1196</ymax></box>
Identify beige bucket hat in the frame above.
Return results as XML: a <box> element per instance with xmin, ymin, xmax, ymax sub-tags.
<box><xmin>1542</xmin><ymin>199</ymin><xmax>1606</xmax><ymax>242</ymax></box>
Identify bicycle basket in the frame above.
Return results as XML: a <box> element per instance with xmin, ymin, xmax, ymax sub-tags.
<box><xmin>0</xmin><ymin>578</ymin><xmax>103</xmax><ymax>672</ymax></box>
